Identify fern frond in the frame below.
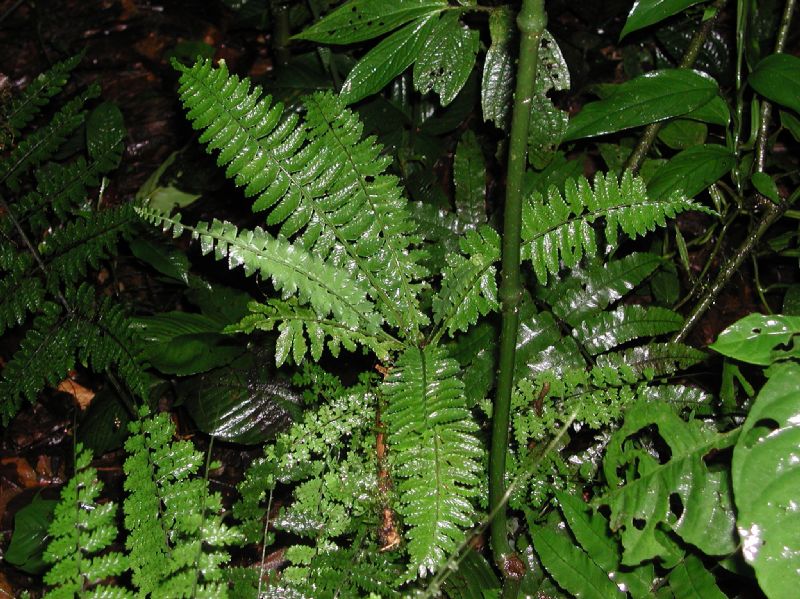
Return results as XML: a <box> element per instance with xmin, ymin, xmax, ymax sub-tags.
<box><xmin>522</xmin><ymin>172</ymin><xmax>710</xmax><ymax>283</ymax></box>
<box><xmin>596</xmin><ymin>342</ymin><xmax>706</xmax><ymax>378</ymax></box>
<box><xmin>2</xmin><ymin>53</ymin><xmax>83</xmax><ymax>136</ymax></box>
<box><xmin>538</xmin><ymin>252</ymin><xmax>663</xmax><ymax>326</ymax></box>
<box><xmin>432</xmin><ymin>225</ymin><xmax>500</xmax><ymax>339</ymax></box>
<box><xmin>575</xmin><ymin>305</ymin><xmax>683</xmax><ymax>355</ymax></box>
<box><xmin>0</xmin><ymin>85</ymin><xmax>99</xmax><ymax>190</ymax></box>
<box><xmin>123</xmin><ymin>412</ymin><xmax>242</xmax><ymax>596</ymax></box>
<box><xmin>229</xmin><ymin>299</ymin><xmax>399</xmax><ymax>366</ymax></box>
<box><xmin>42</xmin><ymin>205</ymin><xmax>134</xmax><ymax>289</ymax></box>
<box><xmin>0</xmin><ymin>254</ymin><xmax>44</xmax><ymax>335</ymax></box>
<box><xmin>0</xmin><ymin>285</ymin><xmax>147</xmax><ymax>422</ymax></box>
<box><xmin>173</xmin><ymin>58</ymin><xmax>427</xmax><ymax>335</ymax></box>
<box><xmin>382</xmin><ymin>345</ymin><xmax>482</xmax><ymax>579</ymax></box>
<box><xmin>43</xmin><ymin>445</ymin><xmax>132</xmax><ymax>599</ymax></box>
<box><xmin>136</xmin><ymin>206</ymin><xmax>383</xmax><ymax>343</ymax></box>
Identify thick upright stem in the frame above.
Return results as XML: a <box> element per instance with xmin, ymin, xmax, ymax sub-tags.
<box><xmin>626</xmin><ymin>0</ymin><xmax>727</xmax><ymax>174</ymax></box>
<box><xmin>489</xmin><ymin>0</ymin><xmax>546</xmax><ymax>584</ymax></box>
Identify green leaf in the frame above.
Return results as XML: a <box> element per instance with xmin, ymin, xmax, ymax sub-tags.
<box><xmin>413</xmin><ymin>12</ymin><xmax>479</xmax><ymax>106</ymax></box>
<box><xmin>440</xmin><ymin>549</ymin><xmax>500</xmax><ymax>599</ymax></box>
<box><xmin>480</xmin><ymin>9</ymin><xmax>514</xmax><ymax>128</ymax></box>
<box><xmin>780</xmin><ymin>109</ymin><xmax>800</xmax><ymax>142</ymax></box>
<box><xmin>621</xmin><ymin>0</ymin><xmax>705</xmax><ymax>39</ymax></box>
<box><xmin>732</xmin><ymin>362</ymin><xmax>800</xmax><ymax>599</ymax></box>
<box><xmin>86</xmin><ymin>102</ymin><xmax>126</xmax><ymax>170</ymax></box>
<box><xmin>751</xmin><ymin>172</ymin><xmax>781</xmax><ymax>203</ymax></box>
<box><xmin>598</xmin><ymin>401</ymin><xmax>739</xmax><ymax>565</ymax></box>
<box><xmin>528</xmin><ymin>93</ymin><xmax>569</xmax><ymax>169</ymax></box>
<box><xmin>575</xmin><ymin>305</ymin><xmax>684</xmax><ymax>355</ymax></box>
<box><xmin>647</xmin><ymin>144</ymin><xmax>734</xmax><ymax>200</ymax></box>
<box><xmin>183</xmin><ymin>363</ymin><xmax>301</xmax><ymax>444</ymax></box>
<box><xmin>78</xmin><ymin>389</ymin><xmax>132</xmax><ymax>455</ymax></box>
<box><xmin>6</xmin><ymin>494</ymin><xmax>58</xmax><ymax>574</ymax></box>
<box><xmin>749</xmin><ymin>54</ymin><xmax>800</xmax><ymax>114</ymax></box>
<box><xmin>668</xmin><ymin>555</ymin><xmax>726</xmax><ymax>599</ymax></box>
<box><xmin>293</xmin><ymin>0</ymin><xmax>446</xmax><ymax>44</ymax></box>
<box><xmin>532</xmin><ymin>526</ymin><xmax>626</xmax><ymax>599</ymax></box>
<box><xmin>129</xmin><ymin>237</ymin><xmax>190</xmax><ymax>284</ymax></box>
<box><xmin>185</xmin><ymin>276</ymin><xmax>253</xmax><ymax>326</ymax></box>
<box><xmin>564</xmin><ymin>69</ymin><xmax>719</xmax><ymax>141</ymax></box>
<box><xmin>453</xmin><ymin>130</ymin><xmax>487</xmax><ymax>230</ymax></box>
<box><xmin>710</xmin><ymin>313</ymin><xmax>800</xmax><ymax>365</ymax></box>
<box><xmin>683</xmin><ymin>95</ymin><xmax>730</xmax><ymax>126</ymax></box>
<box><xmin>657</xmin><ymin>119</ymin><xmax>707</xmax><ymax>149</ymax></box>
<box><xmin>340</xmin><ymin>16</ymin><xmax>437</xmax><ymax>105</ymax></box>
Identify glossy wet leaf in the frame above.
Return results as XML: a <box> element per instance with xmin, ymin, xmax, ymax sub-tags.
<box><xmin>781</xmin><ymin>109</ymin><xmax>800</xmax><ymax>142</ymax></box>
<box><xmin>576</xmin><ymin>305</ymin><xmax>683</xmax><ymax>355</ymax></box>
<box><xmin>710</xmin><ymin>313</ymin><xmax>800</xmax><ymax>365</ymax></box>
<box><xmin>480</xmin><ymin>9</ymin><xmax>513</xmax><ymax>128</ymax></box>
<box><xmin>129</xmin><ymin>237</ymin><xmax>190</xmax><ymax>284</ymax></box>
<box><xmin>528</xmin><ymin>93</ymin><xmax>569</xmax><ymax>169</ymax></box>
<box><xmin>340</xmin><ymin>16</ymin><xmax>437</xmax><ymax>105</ymax></box>
<box><xmin>751</xmin><ymin>172</ymin><xmax>781</xmax><ymax>203</ymax></box>
<box><xmin>5</xmin><ymin>494</ymin><xmax>57</xmax><ymax>574</ymax></box>
<box><xmin>668</xmin><ymin>555</ymin><xmax>726</xmax><ymax>599</ymax></box>
<box><xmin>293</xmin><ymin>0</ymin><xmax>446</xmax><ymax>44</ymax></box>
<box><xmin>598</xmin><ymin>401</ymin><xmax>738</xmax><ymax>565</ymax></box>
<box><xmin>596</xmin><ymin>342</ymin><xmax>706</xmax><ymax>378</ymax></box>
<box><xmin>413</xmin><ymin>12</ymin><xmax>479</xmax><ymax>106</ymax></box>
<box><xmin>620</xmin><ymin>0</ymin><xmax>705</xmax><ymax>39</ymax></box>
<box><xmin>657</xmin><ymin>119</ymin><xmax>707</xmax><ymax>149</ymax></box>
<box><xmin>536</xmin><ymin>30</ymin><xmax>570</xmax><ymax>94</ymax></box>
<box><xmin>564</xmin><ymin>69</ymin><xmax>719</xmax><ymax>141</ymax></box>
<box><xmin>647</xmin><ymin>144</ymin><xmax>734</xmax><ymax>200</ymax></box>
<box><xmin>749</xmin><ymin>54</ymin><xmax>800</xmax><ymax>114</ymax></box>
<box><xmin>532</xmin><ymin>526</ymin><xmax>625</xmax><ymax>599</ymax></box>
<box><xmin>732</xmin><ymin>362</ymin><xmax>800</xmax><ymax>599</ymax></box>
<box><xmin>184</xmin><ymin>364</ymin><xmax>301</xmax><ymax>444</ymax></box>
<box><xmin>453</xmin><ymin>130</ymin><xmax>487</xmax><ymax>230</ymax></box>
<box><xmin>683</xmin><ymin>95</ymin><xmax>730</xmax><ymax>126</ymax></box>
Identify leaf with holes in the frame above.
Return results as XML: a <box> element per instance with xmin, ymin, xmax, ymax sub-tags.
<box><xmin>413</xmin><ymin>12</ymin><xmax>479</xmax><ymax>106</ymax></box>
<box><xmin>293</xmin><ymin>0</ymin><xmax>447</xmax><ymax>45</ymax></box>
<box><xmin>710</xmin><ymin>313</ymin><xmax>800</xmax><ymax>366</ymax></box>
<box><xmin>597</xmin><ymin>401</ymin><xmax>739</xmax><ymax>565</ymax></box>
<box><xmin>732</xmin><ymin>362</ymin><xmax>800</xmax><ymax>599</ymax></box>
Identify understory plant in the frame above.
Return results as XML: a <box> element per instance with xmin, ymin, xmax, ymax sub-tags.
<box><xmin>3</xmin><ymin>0</ymin><xmax>799</xmax><ymax>597</ymax></box>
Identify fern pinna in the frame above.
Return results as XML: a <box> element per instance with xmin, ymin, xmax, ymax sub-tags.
<box><xmin>136</xmin><ymin>56</ymin><xmax>708</xmax><ymax>587</ymax></box>
<box><xmin>0</xmin><ymin>54</ymin><xmax>145</xmax><ymax>422</ymax></box>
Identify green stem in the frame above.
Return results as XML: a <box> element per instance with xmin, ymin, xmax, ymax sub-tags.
<box><xmin>270</xmin><ymin>2</ymin><xmax>291</xmax><ymax>68</ymax></box>
<box><xmin>490</xmin><ymin>0</ymin><xmax>546</xmax><ymax>586</ymax></box>
<box><xmin>625</xmin><ymin>0</ymin><xmax>727</xmax><ymax>174</ymax></box>
<box><xmin>673</xmin><ymin>0</ymin><xmax>796</xmax><ymax>342</ymax></box>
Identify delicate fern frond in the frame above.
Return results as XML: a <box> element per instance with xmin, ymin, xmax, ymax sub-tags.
<box><xmin>230</xmin><ymin>299</ymin><xmax>399</xmax><ymax>366</ymax></box>
<box><xmin>137</xmin><ymin>207</ymin><xmax>382</xmax><ymax>340</ymax></box>
<box><xmin>42</xmin><ymin>205</ymin><xmax>134</xmax><ymax>290</ymax></box>
<box><xmin>0</xmin><ymin>285</ymin><xmax>146</xmax><ymax>423</ymax></box>
<box><xmin>172</xmin><ymin>58</ymin><xmax>426</xmax><ymax>335</ymax></box>
<box><xmin>521</xmin><ymin>172</ymin><xmax>710</xmax><ymax>283</ymax></box>
<box><xmin>575</xmin><ymin>305</ymin><xmax>683</xmax><ymax>355</ymax></box>
<box><xmin>453</xmin><ymin>130</ymin><xmax>488</xmax><ymax>232</ymax></box>
<box><xmin>431</xmin><ymin>225</ymin><xmax>500</xmax><ymax>340</ymax></box>
<box><xmin>123</xmin><ymin>412</ymin><xmax>242</xmax><ymax>596</ymax></box>
<box><xmin>382</xmin><ymin>346</ymin><xmax>482</xmax><ymax>579</ymax></box>
<box><xmin>538</xmin><ymin>252</ymin><xmax>663</xmax><ymax>326</ymax></box>
<box><xmin>0</xmin><ymin>85</ymin><xmax>99</xmax><ymax>190</ymax></box>
<box><xmin>0</xmin><ymin>254</ymin><xmax>44</xmax><ymax>335</ymax></box>
<box><xmin>43</xmin><ymin>445</ymin><xmax>132</xmax><ymax>599</ymax></box>
<box><xmin>596</xmin><ymin>342</ymin><xmax>706</xmax><ymax>378</ymax></box>
<box><xmin>2</xmin><ymin>53</ymin><xmax>83</xmax><ymax>137</ymax></box>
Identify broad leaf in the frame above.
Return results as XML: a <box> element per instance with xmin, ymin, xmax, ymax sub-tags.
<box><xmin>6</xmin><ymin>494</ymin><xmax>58</xmax><ymax>574</ymax></box>
<box><xmin>732</xmin><ymin>362</ymin><xmax>800</xmax><ymax>599</ymax></box>
<box><xmin>598</xmin><ymin>402</ymin><xmax>738</xmax><ymax>565</ymax></box>
<box><xmin>293</xmin><ymin>0</ymin><xmax>446</xmax><ymax>45</ymax></box>
<box><xmin>668</xmin><ymin>555</ymin><xmax>727</xmax><ymax>599</ymax></box>
<box><xmin>413</xmin><ymin>12</ymin><xmax>479</xmax><ymax>106</ymax></box>
<box><xmin>749</xmin><ymin>54</ymin><xmax>800</xmax><ymax>115</ymax></box>
<box><xmin>480</xmin><ymin>9</ymin><xmax>514</xmax><ymax>128</ymax></box>
<box><xmin>710</xmin><ymin>313</ymin><xmax>800</xmax><ymax>365</ymax></box>
<box><xmin>340</xmin><ymin>16</ymin><xmax>437</xmax><ymax>105</ymax></box>
<box><xmin>565</xmin><ymin>69</ymin><xmax>719</xmax><ymax>141</ymax></box>
<box><xmin>647</xmin><ymin>144</ymin><xmax>734</xmax><ymax>200</ymax></box>
<box><xmin>621</xmin><ymin>0</ymin><xmax>706</xmax><ymax>39</ymax></box>
<box><xmin>129</xmin><ymin>237</ymin><xmax>190</xmax><ymax>284</ymax></box>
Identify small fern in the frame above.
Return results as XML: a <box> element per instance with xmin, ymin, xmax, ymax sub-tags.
<box><xmin>382</xmin><ymin>346</ymin><xmax>482</xmax><ymax>580</ymax></box>
<box><xmin>521</xmin><ymin>171</ymin><xmax>711</xmax><ymax>283</ymax></box>
<box><xmin>123</xmin><ymin>411</ymin><xmax>242</xmax><ymax>596</ymax></box>
<box><xmin>43</xmin><ymin>445</ymin><xmax>131</xmax><ymax>599</ymax></box>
